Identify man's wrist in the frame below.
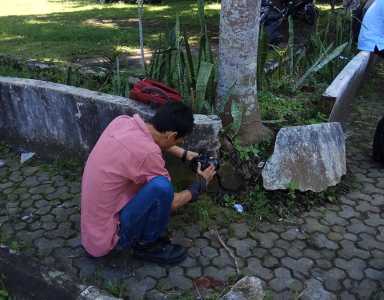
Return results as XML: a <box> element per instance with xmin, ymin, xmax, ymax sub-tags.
<box><xmin>187</xmin><ymin>177</ymin><xmax>207</xmax><ymax>202</ymax></box>
<box><xmin>181</xmin><ymin>150</ymin><xmax>188</xmax><ymax>163</ymax></box>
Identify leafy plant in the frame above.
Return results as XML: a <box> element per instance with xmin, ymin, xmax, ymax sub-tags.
<box><xmin>243</xmin><ymin>185</ymin><xmax>273</xmax><ymax>221</ymax></box>
<box><xmin>198</xmin><ymin>205</ymin><xmax>210</xmax><ymax>229</ymax></box>
<box><xmin>222</xmin><ymin>194</ymin><xmax>236</xmax><ymax>208</ymax></box>
<box><xmin>226</xmin><ymin>99</ymin><xmax>244</xmax><ymax>138</ymax></box>
<box><xmin>260</xmin><ymin>10</ymin><xmax>353</xmax><ymax>94</ymax></box>
<box><xmin>293</xmin><ymin>42</ymin><xmax>348</xmax><ymax>91</ymax></box>
<box><xmin>9</xmin><ymin>240</ymin><xmax>23</xmax><ymax>252</ymax></box>
<box><xmin>147</xmin><ymin>0</ymin><xmax>215</xmax><ymax>113</ymax></box>
<box><xmin>258</xmin><ymin>91</ymin><xmax>327</xmax><ymax>126</ymax></box>
<box><xmin>233</xmin><ymin>142</ymin><xmax>262</xmax><ymax>161</ymax></box>
<box><xmin>105</xmin><ymin>280</ymin><xmax>125</xmax><ymax>298</ymax></box>
<box><xmin>287</xmin><ymin>180</ymin><xmax>299</xmax><ymax>200</ymax></box>
<box><xmin>0</xmin><ymin>274</ymin><xmax>8</xmax><ymax>300</ymax></box>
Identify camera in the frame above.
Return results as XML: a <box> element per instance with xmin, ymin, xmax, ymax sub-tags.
<box><xmin>190</xmin><ymin>152</ymin><xmax>220</xmax><ymax>173</ymax></box>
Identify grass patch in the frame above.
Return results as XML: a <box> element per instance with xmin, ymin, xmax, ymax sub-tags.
<box><xmin>170</xmin><ymin>194</ymin><xmax>243</xmax><ymax>231</ymax></box>
<box><xmin>0</xmin><ymin>0</ymin><xmax>220</xmax><ymax>62</ymax></box>
<box><xmin>259</xmin><ymin>90</ymin><xmax>327</xmax><ymax>126</ymax></box>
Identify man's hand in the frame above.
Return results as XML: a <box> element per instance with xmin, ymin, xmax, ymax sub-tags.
<box><xmin>197</xmin><ymin>163</ymin><xmax>216</xmax><ymax>185</ymax></box>
<box><xmin>186</xmin><ymin>151</ymin><xmax>199</xmax><ymax>161</ymax></box>
<box><xmin>185</xmin><ymin>163</ymin><xmax>216</xmax><ymax>203</ymax></box>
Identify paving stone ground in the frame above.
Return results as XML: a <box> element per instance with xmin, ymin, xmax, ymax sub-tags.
<box><xmin>1</xmin><ymin>63</ymin><xmax>384</xmax><ymax>299</ymax></box>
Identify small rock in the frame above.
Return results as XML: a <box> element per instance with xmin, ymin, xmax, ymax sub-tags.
<box><xmin>0</xmin><ymin>160</ymin><xmax>5</xmax><ymax>168</ymax></box>
<box><xmin>79</xmin><ymin>285</ymin><xmax>122</xmax><ymax>300</ymax></box>
<box><xmin>221</xmin><ymin>276</ymin><xmax>264</xmax><ymax>300</ymax></box>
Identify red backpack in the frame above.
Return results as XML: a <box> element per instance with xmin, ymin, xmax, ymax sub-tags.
<box><xmin>129</xmin><ymin>79</ymin><xmax>182</xmax><ymax>106</ymax></box>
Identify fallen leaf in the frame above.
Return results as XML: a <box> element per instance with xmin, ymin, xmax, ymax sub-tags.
<box><xmin>193</xmin><ymin>276</ymin><xmax>225</xmax><ymax>289</ymax></box>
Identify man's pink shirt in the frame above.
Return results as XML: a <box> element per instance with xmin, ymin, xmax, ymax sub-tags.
<box><xmin>81</xmin><ymin>114</ymin><xmax>169</xmax><ymax>257</ymax></box>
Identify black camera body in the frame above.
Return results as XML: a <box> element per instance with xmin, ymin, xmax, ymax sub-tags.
<box><xmin>190</xmin><ymin>152</ymin><xmax>220</xmax><ymax>173</ymax></box>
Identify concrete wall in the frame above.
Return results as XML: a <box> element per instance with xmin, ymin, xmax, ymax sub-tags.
<box><xmin>322</xmin><ymin>51</ymin><xmax>377</xmax><ymax>129</ymax></box>
<box><xmin>0</xmin><ymin>77</ymin><xmax>222</xmax><ymax>158</ymax></box>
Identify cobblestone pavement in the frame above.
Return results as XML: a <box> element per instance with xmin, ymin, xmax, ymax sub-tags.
<box><xmin>1</xmin><ymin>64</ymin><xmax>384</xmax><ymax>300</ymax></box>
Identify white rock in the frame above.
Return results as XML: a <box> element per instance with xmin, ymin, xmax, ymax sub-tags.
<box><xmin>221</xmin><ymin>276</ymin><xmax>264</xmax><ymax>300</ymax></box>
<box><xmin>262</xmin><ymin>122</ymin><xmax>346</xmax><ymax>192</ymax></box>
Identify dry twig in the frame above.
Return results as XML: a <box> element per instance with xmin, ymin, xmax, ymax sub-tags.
<box><xmin>193</xmin><ymin>281</ymin><xmax>203</xmax><ymax>300</ymax></box>
<box><xmin>214</xmin><ymin>230</ymin><xmax>240</xmax><ymax>276</ymax></box>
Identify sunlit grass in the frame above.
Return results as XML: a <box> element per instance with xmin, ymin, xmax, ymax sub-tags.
<box><xmin>0</xmin><ymin>0</ymin><xmax>221</xmax><ymax>63</ymax></box>
<box><xmin>0</xmin><ymin>33</ymin><xmax>24</xmax><ymax>42</ymax></box>
<box><xmin>206</xmin><ymin>3</ymin><xmax>221</xmax><ymax>10</ymax></box>
<box><xmin>145</xmin><ymin>5</ymin><xmax>171</xmax><ymax>12</ymax></box>
<box><xmin>114</xmin><ymin>45</ymin><xmax>137</xmax><ymax>54</ymax></box>
<box><xmin>316</xmin><ymin>3</ymin><xmax>343</xmax><ymax>12</ymax></box>
<box><xmin>1</xmin><ymin>0</ymin><xmax>102</xmax><ymax>16</ymax></box>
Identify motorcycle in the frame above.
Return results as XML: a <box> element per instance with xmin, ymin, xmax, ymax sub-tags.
<box><xmin>261</xmin><ymin>0</ymin><xmax>319</xmax><ymax>44</ymax></box>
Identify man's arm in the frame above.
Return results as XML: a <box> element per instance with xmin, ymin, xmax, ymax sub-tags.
<box><xmin>171</xmin><ymin>164</ymin><xmax>216</xmax><ymax>211</ymax></box>
<box><xmin>172</xmin><ymin>190</ymin><xmax>193</xmax><ymax>211</ymax></box>
<box><xmin>166</xmin><ymin>146</ymin><xmax>198</xmax><ymax>161</ymax></box>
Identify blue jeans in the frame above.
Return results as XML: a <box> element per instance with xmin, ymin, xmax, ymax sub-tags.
<box><xmin>117</xmin><ymin>176</ymin><xmax>174</xmax><ymax>249</ymax></box>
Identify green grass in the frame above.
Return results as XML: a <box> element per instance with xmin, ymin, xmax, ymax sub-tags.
<box><xmin>0</xmin><ymin>0</ymin><xmax>220</xmax><ymax>63</ymax></box>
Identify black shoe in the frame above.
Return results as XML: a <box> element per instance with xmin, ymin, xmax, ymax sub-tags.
<box><xmin>132</xmin><ymin>238</ymin><xmax>187</xmax><ymax>265</ymax></box>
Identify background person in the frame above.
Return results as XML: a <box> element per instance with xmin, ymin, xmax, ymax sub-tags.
<box><xmin>358</xmin><ymin>0</ymin><xmax>384</xmax><ymax>58</ymax></box>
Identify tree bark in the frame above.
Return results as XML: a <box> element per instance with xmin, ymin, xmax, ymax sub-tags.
<box><xmin>217</xmin><ymin>0</ymin><xmax>272</xmax><ymax>146</ymax></box>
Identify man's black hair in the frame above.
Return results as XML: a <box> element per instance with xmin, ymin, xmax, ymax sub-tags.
<box><xmin>150</xmin><ymin>102</ymin><xmax>194</xmax><ymax>138</ymax></box>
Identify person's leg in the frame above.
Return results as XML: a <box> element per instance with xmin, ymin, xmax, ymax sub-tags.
<box><xmin>117</xmin><ymin>176</ymin><xmax>187</xmax><ymax>264</ymax></box>
<box><xmin>117</xmin><ymin>176</ymin><xmax>173</xmax><ymax>249</ymax></box>
<box><xmin>374</xmin><ymin>46</ymin><xmax>384</xmax><ymax>59</ymax></box>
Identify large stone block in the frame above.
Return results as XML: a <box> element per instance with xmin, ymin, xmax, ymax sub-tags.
<box><xmin>0</xmin><ymin>77</ymin><xmax>221</xmax><ymax>158</ymax></box>
<box><xmin>262</xmin><ymin>122</ymin><xmax>346</xmax><ymax>192</ymax></box>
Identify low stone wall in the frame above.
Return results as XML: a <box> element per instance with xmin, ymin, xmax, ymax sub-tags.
<box><xmin>0</xmin><ymin>247</ymin><xmax>119</xmax><ymax>300</ymax></box>
<box><xmin>0</xmin><ymin>77</ymin><xmax>222</xmax><ymax>158</ymax></box>
<box><xmin>322</xmin><ymin>51</ymin><xmax>377</xmax><ymax>128</ymax></box>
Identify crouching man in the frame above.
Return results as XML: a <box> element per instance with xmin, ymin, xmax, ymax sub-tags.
<box><xmin>81</xmin><ymin>102</ymin><xmax>216</xmax><ymax>264</ymax></box>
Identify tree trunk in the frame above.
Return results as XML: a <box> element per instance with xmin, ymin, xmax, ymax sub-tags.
<box><xmin>217</xmin><ymin>0</ymin><xmax>272</xmax><ymax>146</ymax></box>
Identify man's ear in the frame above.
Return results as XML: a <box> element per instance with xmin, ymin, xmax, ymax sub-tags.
<box><xmin>166</xmin><ymin>131</ymin><xmax>178</xmax><ymax>140</ymax></box>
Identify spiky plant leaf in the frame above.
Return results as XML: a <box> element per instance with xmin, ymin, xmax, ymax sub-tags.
<box><xmin>288</xmin><ymin>15</ymin><xmax>295</xmax><ymax>76</ymax></box>
<box><xmin>195</xmin><ymin>61</ymin><xmax>213</xmax><ymax>112</ymax></box>
<box><xmin>183</xmin><ymin>31</ymin><xmax>196</xmax><ymax>88</ymax></box>
<box><xmin>294</xmin><ymin>42</ymin><xmax>347</xmax><ymax>90</ymax></box>
<box><xmin>312</xmin><ymin>42</ymin><xmax>348</xmax><ymax>72</ymax></box>
<box><xmin>197</xmin><ymin>34</ymin><xmax>206</xmax><ymax>74</ymax></box>
<box><xmin>293</xmin><ymin>43</ymin><xmax>334</xmax><ymax>91</ymax></box>
<box><xmin>197</xmin><ymin>0</ymin><xmax>208</xmax><ymax>38</ymax></box>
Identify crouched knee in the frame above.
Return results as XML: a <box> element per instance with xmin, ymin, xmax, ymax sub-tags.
<box><xmin>148</xmin><ymin>176</ymin><xmax>173</xmax><ymax>199</ymax></box>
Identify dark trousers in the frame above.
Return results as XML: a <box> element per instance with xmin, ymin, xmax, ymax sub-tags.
<box><xmin>374</xmin><ymin>46</ymin><xmax>384</xmax><ymax>59</ymax></box>
<box><xmin>117</xmin><ymin>176</ymin><xmax>173</xmax><ymax>249</ymax></box>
